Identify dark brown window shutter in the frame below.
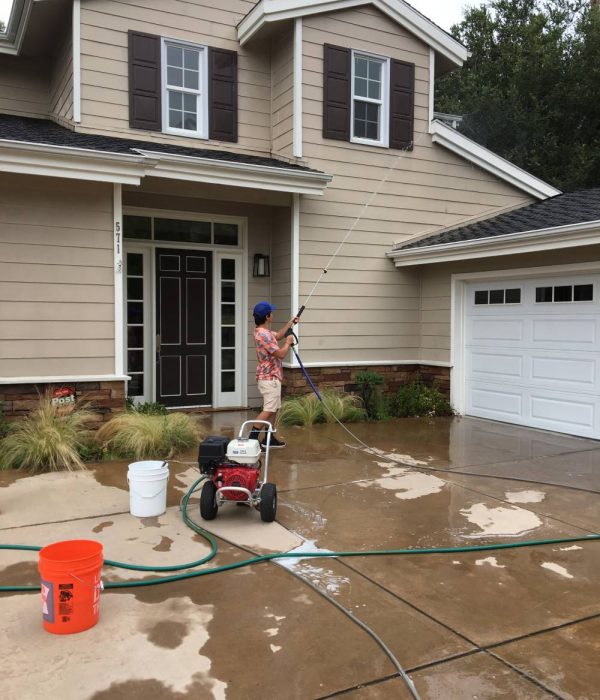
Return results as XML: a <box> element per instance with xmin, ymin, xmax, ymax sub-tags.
<box><xmin>323</xmin><ymin>44</ymin><xmax>351</xmax><ymax>141</ymax></box>
<box><xmin>208</xmin><ymin>48</ymin><xmax>238</xmax><ymax>142</ymax></box>
<box><xmin>389</xmin><ymin>59</ymin><xmax>414</xmax><ymax>150</ymax></box>
<box><xmin>128</xmin><ymin>31</ymin><xmax>162</xmax><ymax>131</ymax></box>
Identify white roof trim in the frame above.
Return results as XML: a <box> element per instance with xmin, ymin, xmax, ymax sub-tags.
<box><xmin>0</xmin><ymin>139</ymin><xmax>150</xmax><ymax>184</ymax></box>
<box><xmin>387</xmin><ymin>219</ymin><xmax>600</xmax><ymax>267</ymax></box>
<box><xmin>134</xmin><ymin>149</ymin><xmax>332</xmax><ymax>195</ymax></box>
<box><xmin>238</xmin><ymin>0</ymin><xmax>468</xmax><ymax>67</ymax></box>
<box><xmin>0</xmin><ymin>139</ymin><xmax>332</xmax><ymax>194</ymax></box>
<box><xmin>430</xmin><ymin>120</ymin><xmax>560</xmax><ymax>200</ymax></box>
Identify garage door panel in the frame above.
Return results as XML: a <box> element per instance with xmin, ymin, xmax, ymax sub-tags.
<box><xmin>469</xmin><ymin>351</ymin><xmax>523</xmax><ymax>380</ymax></box>
<box><xmin>467</xmin><ymin>383</ymin><xmax>523</xmax><ymax>417</ymax></box>
<box><xmin>530</xmin><ymin>393</ymin><xmax>595</xmax><ymax>431</ymax></box>
<box><xmin>470</xmin><ymin>319</ymin><xmax>523</xmax><ymax>343</ymax></box>
<box><xmin>531</xmin><ymin>355</ymin><xmax>597</xmax><ymax>389</ymax></box>
<box><xmin>464</xmin><ymin>275</ymin><xmax>600</xmax><ymax>439</ymax></box>
<box><xmin>532</xmin><ymin>318</ymin><xmax>597</xmax><ymax>347</ymax></box>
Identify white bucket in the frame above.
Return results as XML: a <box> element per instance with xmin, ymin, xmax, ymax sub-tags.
<box><xmin>127</xmin><ymin>461</ymin><xmax>169</xmax><ymax>517</ymax></box>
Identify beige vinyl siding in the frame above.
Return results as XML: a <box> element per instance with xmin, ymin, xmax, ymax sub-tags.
<box><xmin>0</xmin><ymin>56</ymin><xmax>50</xmax><ymax>119</ymax></box>
<box><xmin>420</xmin><ymin>244</ymin><xmax>600</xmax><ymax>365</ymax></box>
<box><xmin>270</xmin><ymin>206</ymin><xmax>292</xmax><ymax>322</ymax></box>
<box><xmin>0</xmin><ymin>173</ymin><xmax>114</xmax><ymax>378</ymax></box>
<box><xmin>299</xmin><ymin>5</ymin><xmax>534</xmax><ymax>364</ymax></box>
<box><xmin>79</xmin><ymin>0</ymin><xmax>272</xmax><ymax>157</ymax></box>
<box><xmin>122</xmin><ymin>179</ymin><xmax>291</xmax><ymax>404</ymax></box>
<box><xmin>271</xmin><ymin>26</ymin><xmax>294</xmax><ymax>159</ymax></box>
<box><xmin>49</xmin><ymin>28</ymin><xmax>74</xmax><ymax>127</ymax></box>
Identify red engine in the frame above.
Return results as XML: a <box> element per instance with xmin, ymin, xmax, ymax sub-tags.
<box><xmin>213</xmin><ymin>463</ymin><xmax>259</xmax><ymax>501</ymax></box>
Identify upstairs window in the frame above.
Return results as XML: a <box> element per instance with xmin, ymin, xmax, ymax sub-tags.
<box><xmin>128</xmin><ymin>31</ymin><xmax>237</xmax><ymax>142</ymax></box>
<box><xmin>162</xmin><ymin>40</ymin><xmax>207</xmax><ymax>138</ymax></box>
<box><xmin>323</xmin><ymin>44</ymin><xmax>414</xmax><ymax>150</ymax></box>
<box><xmin>351</xmin><ymin>53</ymin><xmax>389</xmax><ymax>147</ymax></box>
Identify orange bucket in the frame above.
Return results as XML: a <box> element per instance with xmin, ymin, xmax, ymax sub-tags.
<box><xmin>38</xmin><ymin>540</ymin><xmax>103</xmax><ymax>635</ymax></box>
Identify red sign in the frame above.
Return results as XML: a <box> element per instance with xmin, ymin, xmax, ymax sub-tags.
<box><xmin>51</xmin><ymin>386</ymin><xmax>76</xmax><ymax>413</ymax></box>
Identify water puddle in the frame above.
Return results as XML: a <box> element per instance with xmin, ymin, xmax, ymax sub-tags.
<box><xmin>460</xmin><ymin>503</ymin><xmax>542</xmax><ymax>538</ymax></box>
<box><xmin>275</xmin><ymin>539</ymin><xmax>349</xmax><ymax>596</ymax></box>
<box><xmin>505</xmin><ymin>490</ymin><xmax>546</xmax><ymax>504</ymax></box>
<box><xmin>356</xmin><ymin>460</ymin><xmax>445</xmax><ymax>500</ymax></box>
<box><xmin>541</xmin><ymin>562</ymin><xmax>574</xmax><ymax>579</ymax></box>
<box><xmin>475</xmin><ymin>556</ymin><xmax>505</xmax><ymax>569</ymax></box>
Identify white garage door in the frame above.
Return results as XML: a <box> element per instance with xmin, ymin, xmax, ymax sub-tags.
<box><xmin>464</xmin><ymin>274</ymin><xmax>600</xmax><ymax>439</ymax></box>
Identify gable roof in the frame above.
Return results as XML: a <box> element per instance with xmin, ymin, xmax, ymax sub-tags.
<box><xmin>429</xmin><ymin>121</ymin><xmax>560</xmax><ymax>200</ymax></box>
<box><xmin>238</xmin><ymin>0</ymin><xmax>468</xmax><ymax>67</ymax></box>
<box><xmin>395</xmin><ymin>189</ymin><xmax>600</xmax><ymax>252</ymax></box>
<box><xmin>0</xmin><ymin>114</ymin><xmax>331</xmax><ymax>194</ymax></box>
<box><xmin>387</xmin><ymin>188</ymin><xmax>600</xmax><ymax>266</ymax></box>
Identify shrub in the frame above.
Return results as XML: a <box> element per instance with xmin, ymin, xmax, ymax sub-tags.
<box><xmin>97</xmin><ymin>411</ymin><xmax>200</xmax><ymax>460</ymax></box>
<box><xmin>0</xmin><ymin>402</ymin><xmax>12</xmax><ymax>439</ymax></box>
<box><xmin>389</xmin><ymin>379</ymin><xmax>454</xmax><ymax>418</ymax></box>
<box><xmin>126</xmin><ymin>399</ymin><xmax>168</xmax><ymax>416</ymax></box>
<box><xmin>277</xmin><ymin>393</ymin><xmax>324</xmax><ymax>426</ymax></box>
<box><xmin>78</xmin><ymin>442</ymin><xmax>105</xmax><ymax>463</ymax></box>
<box><xmin>321</xmin><ymin>390</ymin><xmax>366</xmax><ymax>424</ymax></box>
<box><xmin>0</xmin><ymin>395</ymin><xmax>93</xmax><ymax>472</ymax></box>
<box><xmin>355</xmin><ymin>371</ymin><xmax>388</xmax><ymax>420</ymax></box>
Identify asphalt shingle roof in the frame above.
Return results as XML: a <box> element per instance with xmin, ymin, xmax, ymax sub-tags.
<box><xmin>396</xmin><ymin>189</ymin><xmax>600</xmax><ymax>250</ymax></box>
<box><xmin>0</xmin><ymin>113</ymin><xmax>321</xmax><ymax>173</ymax></box>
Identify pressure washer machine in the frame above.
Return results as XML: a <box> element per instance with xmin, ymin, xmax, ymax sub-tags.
<box><xmin>197</xmin><ymin>420</ymin><xmax>277</xmax><ymax>522</ymax></box>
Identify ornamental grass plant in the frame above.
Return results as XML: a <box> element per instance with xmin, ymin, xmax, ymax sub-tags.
<box><xmin>97</xmin><ymin>411</ymin><xmax>201</xmax><ymax>460</ymax></box>
<box><xmin>277</xmin><ymin>393</ymin><xmax>324</xmax><ymax>426</ymax></box>
<box><xmin>0</xmin><ymin>395</ymin><xmax>93</xmax><ymax>472</ymax></box>
<box><xmin>277</xmin><ymin>390</ymin><xmax>365</xmax><ymax>427</ymax></box>
<box><xmin>321</xmin><ymin>390</ymin><xmax>366</xmax><ymax>423</ymax></box>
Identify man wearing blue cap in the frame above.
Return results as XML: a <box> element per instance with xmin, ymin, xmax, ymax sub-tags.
<box><xmin>249</xmin><ymin>301</ymin><xmax>298</xmax><ymax>448</ymax></box>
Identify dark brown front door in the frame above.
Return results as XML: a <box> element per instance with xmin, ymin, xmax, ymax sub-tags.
<box><xmin>156</xmin><ymin>249</ymin><xmax>212</xmax><ymax>407</ymax></box>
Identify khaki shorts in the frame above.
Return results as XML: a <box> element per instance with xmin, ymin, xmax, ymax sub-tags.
<box><xmin>258</xmin><ymin>379</ymin><xmax>282</xmax><ymax>412</ymax></box>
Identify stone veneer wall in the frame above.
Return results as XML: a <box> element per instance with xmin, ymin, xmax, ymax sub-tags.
<box><xmin>1</xmin><ymin>382</ymin><xmax>126</xmax><ymax>425</ymax></box>
<box><xmin>282</xmin><ymin>364</ymin><xmax>450</xmax><ymax>397</ymax></box>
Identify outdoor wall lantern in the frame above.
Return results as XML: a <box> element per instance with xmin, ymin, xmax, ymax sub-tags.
<box><xmin>253</xmin><ymin>253</ymin><xmax>270</xmax><ymax>277</ymax></box>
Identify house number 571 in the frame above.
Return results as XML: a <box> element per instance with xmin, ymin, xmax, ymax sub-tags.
<box><xmin>115</xmin><ymin>221</ymin><xmax>122</xmax><ymax>274</ymax></box>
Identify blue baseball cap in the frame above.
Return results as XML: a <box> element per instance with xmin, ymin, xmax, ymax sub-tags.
<box><xmin>253</xmin><ymin>301</ymin><xmax>276</xmax><ymax>317</ymax></box>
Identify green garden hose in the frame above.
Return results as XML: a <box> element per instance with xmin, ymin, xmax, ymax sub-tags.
<box><xmin>1</xmin><ymin>475</ymin><xmax>599</xmax><ymax>592</ymax></box>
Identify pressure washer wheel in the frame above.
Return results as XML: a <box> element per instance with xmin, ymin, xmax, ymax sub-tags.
<box><xmin>200</xmin><ymin>481</ymin><xmax>218</xmax><ymax>520</ymax></box>
<box><xmin>260</xmin><ymin>482</ymin><xmax>277</xmax><ymax>522</ymax></box>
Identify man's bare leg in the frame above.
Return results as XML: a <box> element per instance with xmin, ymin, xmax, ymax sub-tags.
<box><xmin>250</xmin><ymin>411</ymin><xmax>276</xmax><ymax>440</ymax></box>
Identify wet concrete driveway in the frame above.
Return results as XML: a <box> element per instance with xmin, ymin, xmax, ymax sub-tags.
<box><xmin>1</xmin><ymin>414</ymin><xmax>599</xmax><ymax>699</ymax></box>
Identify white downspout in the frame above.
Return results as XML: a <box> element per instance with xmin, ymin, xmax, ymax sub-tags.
<box><xmin>73</xmin><ymin>0</ymin><xmax>81</xmax><ymax>123</ymax></box>
<box><xmin>293</xmin><ymin>17</ymin><xmax>303</xmax><ymax>158</ymax></box>
<box><xmin>113</xmin><ymin>183</ymin><xmax>124</xmax><ymax>376</ymax></box>
<box><xmin>291</xmin><ymin>193</ymin><xmax>300</xmax><ymax>367</ymax></box>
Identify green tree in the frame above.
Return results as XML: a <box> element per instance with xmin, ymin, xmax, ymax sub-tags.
<box><xmin>0</xmin><ymin>20</ymin><xmax>5</xmax><ymax>33</ymax></box>
<box><xmin>436</xmin><ymin>0</ymin><xmax>600</xmax><ymax>191</ymax></box>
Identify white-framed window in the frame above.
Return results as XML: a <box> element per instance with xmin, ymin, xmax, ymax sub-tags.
<box><xmin>162</xmin><ymin>38</ymin><xmax>208</xmax><ymax>139</ymax></box>
<box><xmin>351</xmin><ymin>51</ymin><xmax>389</xmax><ymax>148</ymax></box>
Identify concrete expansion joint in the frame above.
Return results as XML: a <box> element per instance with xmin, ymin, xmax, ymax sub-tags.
<box><xmin>0</xmin><ymin>510</ymin><xmax>130</xmax><ymax>533</ymax></box>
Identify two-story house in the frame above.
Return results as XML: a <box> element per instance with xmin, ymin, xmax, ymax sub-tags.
<box><xmin>1</xmin><ymin>0</ymin><xmax>599</xmax><ymax>440</ymax></box>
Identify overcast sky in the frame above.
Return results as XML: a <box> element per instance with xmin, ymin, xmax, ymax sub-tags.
<box><xmin>0</xmin><ymin>0</ymin><xmax>11</xmax><ymax>26</ymax></box>
<box><xmin>408</xmin><ymin>0</ymin><xmax>488</xmax><ymax>30</ymax></box>
<box><xmin>0</xmin><ymin>0</ymin><xmax>486</xmax><ymax>32</ymax></box>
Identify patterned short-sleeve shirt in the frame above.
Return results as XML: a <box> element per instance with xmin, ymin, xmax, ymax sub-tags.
<box><xmin>254</xmin><ymin>328</ymin><xmax>283</xmax><ymax>381</ymax></box>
